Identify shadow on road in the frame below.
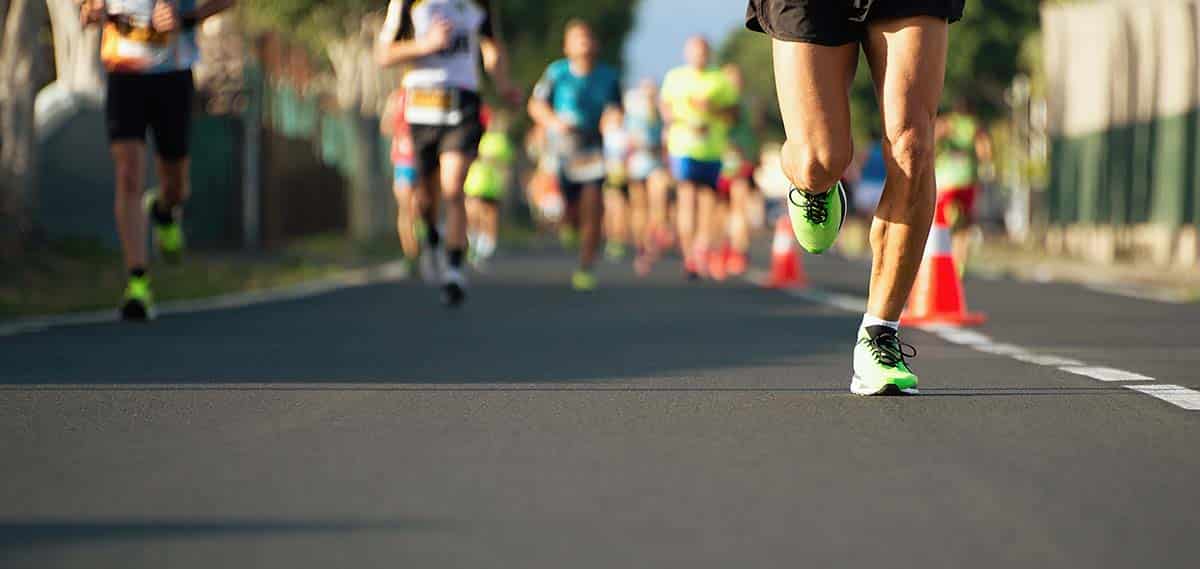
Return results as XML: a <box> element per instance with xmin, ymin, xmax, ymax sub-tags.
<box><xmin>0</xmin><ymin>517</ymin><xmax>457</xmax><ymax>549</ymax></box>
<box><xmin>0</xmin><ymin>257</ymin><xmax>856</xmax><ymax>385</ymax></box>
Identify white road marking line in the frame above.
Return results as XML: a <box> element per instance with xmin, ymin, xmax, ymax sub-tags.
<box><xmin>0</xmin><ymin>261</ymin><xmax>408</xmax><ymax>338</ymax></box>
<box><xmin>971</xmin><ymin>342</ymin><xmax>1033</xmax><ymax>357</ymax></box>
<box><xmin>1125</xmin><ymin>385</ymin><xmax>1200</xmax><ymax>410</ymax></box>
<box><xmin>748</xmin><ymin>271</ymin><xmax>1191</xmax><ymax>410</ymax></box>
<box><xmin>1009</xmin><ymin>353</ymin><xmax>1085</xmax><ymax>367</ymax></box>
<box><xmin>1059</xmin><ymin>366</ymin><xmax>1155</xmax><ymax>382</ymax></box>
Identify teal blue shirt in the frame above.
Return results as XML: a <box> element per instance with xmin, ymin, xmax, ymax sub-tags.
<box><xmin>532</xmin><ymin>59</ymin><xmax>622</xmax><ymax>138</ymax></box>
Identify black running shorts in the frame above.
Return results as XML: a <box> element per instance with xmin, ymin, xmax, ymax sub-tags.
<box><xmin>746</xmin><ymin>0</ymin><xmax>965</xmax><ymax>46</ymax></box>
<box><xmin>408</xmin><ymin>89</ymin><xmax>485</xmax><ymax>178</ymax></box>
<box><xmin>106</xmin><ymin>70</ymin><xmax>194</xmax><ymax>161</ymax></box>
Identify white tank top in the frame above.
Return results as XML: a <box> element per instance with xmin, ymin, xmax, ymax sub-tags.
<box><xmin>379</xmin><ymin>0</ymin><xmax>491</xmax><ymax>93</ymax></box>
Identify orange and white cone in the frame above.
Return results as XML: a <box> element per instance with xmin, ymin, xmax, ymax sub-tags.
<box><xmin>901</xmin><ymin>220</ymin><xmax>985</xmax><ymax>326</ymax></box>
<box><xmin>766</xmin><ymin>216</ymin><xmax>807</xmax><ymax>289</ymax></box>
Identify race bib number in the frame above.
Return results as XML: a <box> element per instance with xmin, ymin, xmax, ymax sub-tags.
<box><xmin>405</xmin><ymin>87</ymin><xmax>463</xmax><ymax>126</ymax></box>
<box><xmin>564</xmin><ymin>150</ymin><xmax>606</xmax><ymax>183</ymax></box>
<box><xmin>101</xmin><ymin>21</ymin><xmax>174</xmax><ymax>72</ymax></box>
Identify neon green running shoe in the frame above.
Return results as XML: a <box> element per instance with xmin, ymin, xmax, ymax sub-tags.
<box><xmin>120</xmin><ymin>275</ymin><xmax>156</xmax><ymax>322</ymax></box>
<box><xmin>850</xmin><ymin>326</ymin><xmax>919</xmax><ymax>396</ymax></box>
<box><xmin>786</xmin><ymin>181</ymin><xmax>847</xmax><ymax>254</ymax></box>
<box><xmin>571</xmin><ymin>269</ymin><xmax>597</xmax><ymax>292</ymax></box>
<box><xmin>605</xmin><ymin>242</ymin><xmax>628</xmax><ymax>262</ymax></box>
<box><xmin>145</xmin><ymin>193</ymin><xmax>185</xmax><ymax>264</ymax></box>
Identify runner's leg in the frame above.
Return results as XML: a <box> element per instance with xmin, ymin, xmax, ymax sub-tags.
<box><xmin>112</xmin><ymin>142</ymin><xmax>148</xmax><ymax>271</ymax></box>
<box><xmin>579</xmin><ymin>184</ymin><xmax>603</xmax><ymax>270</ymax></box>
<box><xmin>863</xmin><ymin>16</ymin><xmax>948</xmax><ymax>320</ymax></box>
<box><xmin>729</xmin><ymin>177</ymin><xmax>751</xmax><ymax>256</ymax></box>
<box><xmin>629</xmin><ymin>180</ymin><xmax>649</xmax><ymax>253</ymax></box>
<box><xmin>438</xmin><ymin>151</ymin><xmax>471</xmax><ymax>262</ymax></box>
<box><xmin>676</xmin><ymin>180</ymin><xmax>697</xmax><ymax>263</ymax></box>
<box><xmin>772</xmin><ymin>40</ymin><xmax>858</xmax><ymax>196</ymax></box>
<box><xmin>155</xmin><ymin>158</ymin><xmax>190</xmax><ymax>209</ymax></box>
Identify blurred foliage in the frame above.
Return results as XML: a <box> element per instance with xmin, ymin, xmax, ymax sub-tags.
<box><xmin>720</xmin><ymin>0</ymin><xmax>1042</xmax><ymax>144</ymax></box>
<box><xmin>240</xmin><ymin>0</ymin><xmax>639</xmax><ymax>95</ymax></box>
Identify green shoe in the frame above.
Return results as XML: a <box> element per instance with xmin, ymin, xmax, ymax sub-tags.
<box><xmin>145</xmin><ymin>193</ymin><xmax>185</xmax><ymax>264</ymax></box>
<box><xmin>120</xmin><ymin>275</ymin><xmax>156</xmax><ymax>322</ymax></box>
<box><xmin>786</xmin><ymin>181</ymin><xmax>847</xmax><ymax>254</ymax></box>
<box><xmin>850</xmin><ymin>327</ymin><xmax>919</xmax><ymax>396</ymax></box>
<box><xmin>605</xmin><ymin>242</ymin><xmax>628</xmax><ymax>262</ymax></box>
<box><xmin>571</xmin><ymin>269</ymin><xmax>597</xmax><ymax>292</ymax></box>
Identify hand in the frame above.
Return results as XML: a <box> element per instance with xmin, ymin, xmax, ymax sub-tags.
<box><xmin>151</xmin><ymin>0</ymin><xmax>180</xmax><ymax>33</ymax></box>
<box><xmin>422</xmin><ymin>17</ymin><xmax>453</xmax><ymax>54</ymax></box>
<box><xmin>80</xmin><ymin>0</ymin><xmax>106</xmax><ymax>26</ymax></box>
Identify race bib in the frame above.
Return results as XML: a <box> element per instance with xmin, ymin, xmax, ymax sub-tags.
<box><xmin>405</xmin><ymin>87</ymin><xmax>463</xmax><ymax>126</ymax></box>
<box><xmin>101</xmin><ymin>20</ymin><xmax>175</xmax><ymax>72</ymax></box>
<box><xmin>564</xmin><ymin>150</ymin><xmax>606</xmax><ymax>183</ymax></box>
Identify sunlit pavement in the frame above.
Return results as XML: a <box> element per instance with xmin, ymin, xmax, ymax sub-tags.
<box><xmin>1</xmin><ymin>246</ymin><xmax>1198</xmax><ymax>568</ymax></box>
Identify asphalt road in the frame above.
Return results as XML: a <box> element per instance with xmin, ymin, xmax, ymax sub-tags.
<box><xmin>1</xmin><ymin>246</ymin><xmax>1198</xmax><ymax>568</ymax></box>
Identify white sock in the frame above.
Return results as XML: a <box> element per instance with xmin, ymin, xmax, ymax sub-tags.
<box><xmin>861</xmin><ymin>313</ymin><xmax>899</xmax><ymax>331</ymax></box>
<box><xmin>475</xmin><ymin>234</ymin><xmax>496</xmax><ymax>258</ymax></box>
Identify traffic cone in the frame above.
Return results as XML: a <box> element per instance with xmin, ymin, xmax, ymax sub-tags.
<box><xmin>766</xmin><ymin>216</ymin><xmax>807</xmax><ymax>289</ymax></box>
<box><xmin>901</xmin><ymin>220</ymin><xmax>986</xmax><ymax>326</ymax></box>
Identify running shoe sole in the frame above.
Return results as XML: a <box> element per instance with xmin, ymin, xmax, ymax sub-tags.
<box><xmin>850</xmin><ymin>373</ymin><xmax>919</xmax><ymax>396</ymax></box>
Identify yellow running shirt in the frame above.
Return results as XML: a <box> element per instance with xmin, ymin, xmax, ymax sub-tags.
<box><xmin>660</xmin><ymin>66</ymin><xmax>738</xmax><ymax>162</ymax></box>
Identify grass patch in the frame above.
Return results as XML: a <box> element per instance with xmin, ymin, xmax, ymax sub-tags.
<box><xmin>0</xmin><ymin>234</ymin><xmax>405</xmax><ymax>320</ymax></box>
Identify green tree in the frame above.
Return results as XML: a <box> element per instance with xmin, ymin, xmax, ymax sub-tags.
<box><xmin>241</xmin><ymin>0</ymin><xmax>639</xmax><ymax>92</ymax></box>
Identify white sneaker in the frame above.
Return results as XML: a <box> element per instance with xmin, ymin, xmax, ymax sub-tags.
<box><xmin>441</xmin><ymin>267</ymin><xmax>467</xmax><ymax>307</ymax></box>
<box><xmin>420</xmin><ymin>247</ymin><xmax>445</xmax><ymax>285</ymax></box>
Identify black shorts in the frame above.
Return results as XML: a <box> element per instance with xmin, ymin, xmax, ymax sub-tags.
<box><xmin>106</xmin><ymin>70</ymin><xmax>194</xmax><ymax>160</ymax></box>
<box><xmin>746</xmin><ymin>0</ymin><xmax>964</xmax><ymax>46</ymax></box>
<box><xmin>408</xmin><ymin>90</ymin><xmax>485</xmax><ymax>177</ymax></box>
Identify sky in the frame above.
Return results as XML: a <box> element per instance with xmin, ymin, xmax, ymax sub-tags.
<box><xmin>622</xmin><ymin>0</ymin><xmax>746</xmax><ymax>84</ymax></box>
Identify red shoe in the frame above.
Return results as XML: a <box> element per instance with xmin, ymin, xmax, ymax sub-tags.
<box><xmin>683</xmin><ymin>253</ymin><xmax>701</xmax><ymax>281</ymax></box>
<box><xmin>708</xmin><ymin>248</ymin><xmax>728</xmax><ymax>281</ymax></box>
<box><xmin>725</xmin><ymin>250</ymin><xmax>748</xmax><ymax>277</ymax></box>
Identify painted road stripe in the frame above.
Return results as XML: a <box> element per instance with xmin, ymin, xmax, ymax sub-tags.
<box><xmin>749</xmin><ymin>273</ymin><xmax>1192</xmax><ymax>410</ymax></box>
<box><xmin>1125</xmin><ymin>385</ymin><xmax>1200</xmax><ymax>410</ymax></box>
<box><xmin>1059</xmin><ymin>366</ymin><xmax>1155</xmax><ymax>382</ymax></box>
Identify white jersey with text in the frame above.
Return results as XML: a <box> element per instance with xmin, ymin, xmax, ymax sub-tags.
<box><xmin>378</xmin><ymin>0</ymin><xmax>492</xmax><ymax>93</ymax></box>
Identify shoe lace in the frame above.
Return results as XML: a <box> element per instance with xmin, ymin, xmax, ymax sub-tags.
<box><xmin>789</xmin><ymin>188</ymin><xmax>830</xmax><ymax>224</ymax></box>
<box><xmin>862</xmin><ymin>332</ymin><xmax>917</xmax><ymax>368</ymax></box>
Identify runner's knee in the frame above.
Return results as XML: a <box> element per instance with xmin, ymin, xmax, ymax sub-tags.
<box><xmin>884</xmin><ymin>119</ymin><xmax>934</xmax><ymax>181</ymax></box>
<box><xmin>781</xmin><ymin>139</ymin><xmax>851</xmax><ymax>192</ymax></box>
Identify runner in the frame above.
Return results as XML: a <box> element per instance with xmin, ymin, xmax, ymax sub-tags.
<box><xmin>717</xmin><ymin>63</ymin><xmax>757</xmax><ymax>278</ymax></box>
<box><xmin>376</xmin><ymin>0</ymin><xmax>520</xmax><ymax>307</ymax></box>
<box><xmin>746</xmin><ymin>0</ymin><xmax>965</xmax><ymax>394</ymax></box>
<box><xmin>381</xmin><ymin>88</ymin><xmax>423</xmax><ymax>279</ymax></box>
<box><xmin>660</xmin><ymin>36</ymin><xmax>739</xmax><ymax>280</ymax></box>
<box><xmin>528</xmin><ymin>19</ymin><xmax>623</xmax><ymax>292</ymax></box>
<box><xmin>602</xmin><ymin>107</ymin><xmax>632</xmax><ymax>262</ymax></box>
<box><xmin>934</xmin><ymin>100</ymin><xmax>992</xmax><ymax>275</ymax></box>
<box><xmin>464</xmin><ymin>108</ymin><xmax>515</xmax><ymax>271</ymax></box>
<box><xmin>81</xmin><ymin>0</ymin><xmax>237</xmax><ymax>321</ymax></box>
<box><xmin>623</xmin><ymin>80</ymin><xmax>670</xmax><ymax>276</ymax></box>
